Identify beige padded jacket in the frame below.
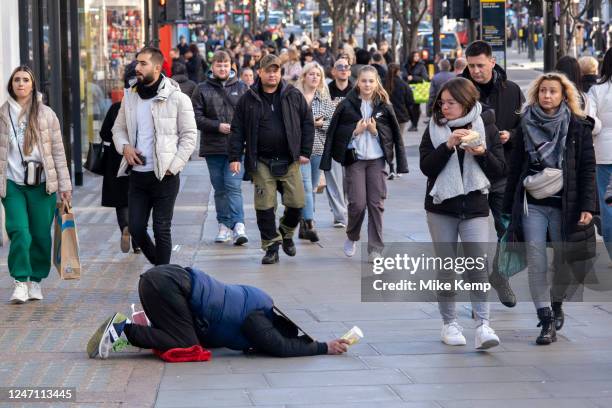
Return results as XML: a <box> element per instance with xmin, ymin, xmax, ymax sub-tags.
<box><xmin>0</xmin><ymin>100</ymin><xmax>72</xmax><ymax>198</ymax></box>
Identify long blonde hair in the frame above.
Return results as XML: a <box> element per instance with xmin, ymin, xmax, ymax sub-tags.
<box><xmin>524</xmin><ymin>72</ymin><xmax>585</xmax><ymax>118</ymax></box>
<box><xmin>296</xmin><ymin>62</ymin><xmax>330</xmax><ymax>100</ymax></box>
<box><xmin>356</xmin><ymin>65</ymin><xmax>390</xmax><ymax>105</ymax></box>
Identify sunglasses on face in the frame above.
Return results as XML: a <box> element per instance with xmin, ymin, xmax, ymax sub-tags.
<box><xmin>334</xmin><ymin>64</ymin><xmax>350</xmax><ymax>71</ymax></box>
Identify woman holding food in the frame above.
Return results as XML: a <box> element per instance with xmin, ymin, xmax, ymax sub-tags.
<box><xmin>504</xmin><ymin>72</ymin><xmax>596</xmax><ymax>345</ymax></box>
<box><xmin>419</xmin><ymin>77</ymin><xmax>506</xmax><ymax>349</ymax></box>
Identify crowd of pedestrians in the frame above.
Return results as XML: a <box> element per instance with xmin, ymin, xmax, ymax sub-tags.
<box><xmin>4</xmin><ymin>26</ymin><xmax>612</xmax><ymax>360</ymax></box>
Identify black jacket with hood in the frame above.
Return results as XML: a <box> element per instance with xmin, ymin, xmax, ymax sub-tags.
<box><xmin>192</xmin><ymin>70</ymin><xmax>248</xmax><ymax>156</ymax></box>
<box><xmin>229</xmin><ymin>79</ymin><xmax>315</xmax><ymax>174</ymax></box>
<box><xmin>320</xmin><ymin>88</ymin><xmax>408</xmax><ymax>173</ymax></box>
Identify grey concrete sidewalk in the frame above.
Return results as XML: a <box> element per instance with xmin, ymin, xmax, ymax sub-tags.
<box><xmin>0</xmin><ymin>128</ymin><xmax>611</xmax><ymax>407</ymax></box>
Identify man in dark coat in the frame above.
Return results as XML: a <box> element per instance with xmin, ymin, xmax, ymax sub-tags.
<box><xmin>313</xmin><ymin>42</ymin><xmax>335</xmax><ymax>77</ymax></box>
<box><xmin>87</xmin><ymin>264</ymin><xmax>350</xmax><ymax>359</ymax></box>
<box><xmin>171</xmin><ymin>62</ymin><xmax>197</xmax><ymax>97</ymax></box>
<box><xmin>228</xmin><ymin>54</ymin><xmax>315</xmax><ymax>264</ymax></box>
<box><xmin>192</xmin><ymin>51</ymin><xmax>250</xmax><ymax>246</ymax></box>
<box><xmin>462</xmin><ymin>40</ymin><xmax>525</xmax><ymax>307</ymax></box>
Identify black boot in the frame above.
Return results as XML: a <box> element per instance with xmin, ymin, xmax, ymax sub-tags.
<box><xmin>552</xmin><ymin>301</ymin><xmax>565</xmax><ymax>331</ymax></box>
<box><xmin>304</xmin><ymin>220</ymin><xmax>320</xmax><ymax>243</ymax></box>
<box><xmin>536</xmin><ymin>307</ymin><xmax>557</xmax><ymax>345</ymax></box>
<box><xmin>489</xmin><ymin>270</ymin><xmax>517</xmax><ymax>308</ymax></box>
<box><xmin>298</xmin><ymin>220</ymin><xmax>308</xmax><ymax>240</ymax></box>
<box><xmin>262</xmin><ymin>243</ymin><xmax>280</xmax><ymax>264</ymax></box>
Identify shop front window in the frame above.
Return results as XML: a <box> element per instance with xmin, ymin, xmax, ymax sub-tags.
<box><xmin>79</xmin><ymin>0</ymin><xmax>144</xmax><ymax>148</ymax></box>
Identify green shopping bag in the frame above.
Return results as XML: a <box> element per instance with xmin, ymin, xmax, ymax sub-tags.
<box><xmin>410</xmin><ymin>81</ymin><xmax>431</xmax><ymax>104</ymax></box>
<box><xmin>497</xmin><ymin>215</ymin><xmax>527</xmax><ymax>279</ymax></box>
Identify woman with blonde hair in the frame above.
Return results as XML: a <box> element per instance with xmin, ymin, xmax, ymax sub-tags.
<box><xmin>504</xmin><ymin>72</ymin><xmax>596</xmax><ymax>345</ymax></box>
<box><xmin>321</xmin><ymin>65</ymin><xmax>408</xmax><ymax>260</ymax></box>
<box><xmin>0</xmin><ymin>66</ymin><xmax>72</xmax><ymax>303</ymax></box>
<box><xmin>283</xmin><ymin>48</ymin><xmax>303</xmax><ymax>84</ymax></box>
<box><xmin>295</xmin><ymin>62</ymin><xmax>335</xmax><ymax>241</ymax></box>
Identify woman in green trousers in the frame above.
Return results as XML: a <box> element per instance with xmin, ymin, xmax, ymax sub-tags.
<box><xmin>0</xmin><ymin>66</ymin><xmax>72</xmax><ymax>303</ymax></box>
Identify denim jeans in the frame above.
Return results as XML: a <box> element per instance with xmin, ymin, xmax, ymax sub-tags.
<box><xmin>206</xmin><ymin>155</ymin><xmax>245</xmax><ymax>229</ymax></box>
<box><xmin>129</xmin><ymin>171</ymin><xmax>180</xmax><ymax>266</ymax></box>
<box><xmin>522</xmin><ymin>204</ymin><xmax>564</xmax><ymax>310</ymax></box>
<box><xmin>300</xmin><ymin>155</ymin><xmax>322</xmax><ymax>221</ymax></box>
<box><xmin>596</xmin><ymin>164</ymin><xmax>612</xmax><ymax>260</ymax></box>
<box><xmin>426</xmin><ymin>212</ymin><xmax>491</xmax><ymax>326</ymax></box>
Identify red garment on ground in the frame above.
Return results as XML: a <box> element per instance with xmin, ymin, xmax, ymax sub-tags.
<box><xmin>153</xmin><ymin>345</ymin><xmax>212</xmax><ymax>363</ymax></box>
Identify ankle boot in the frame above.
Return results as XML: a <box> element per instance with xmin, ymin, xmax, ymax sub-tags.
<box><xmin>536</xmin><ymin>307</ymin><xmax>557</xmax><ymax>345</ymax></box>
<box><xmin>298</xmin><ymin>220</ymin><xmax>308</xmax><ymax>240</ymax></box>
<box><xmin>552</xmin><ymin>301</ymin><xmax>564</xmax><ymax>331</ymax></box>
<box><xmin>262</xmin><ymin>243</ymin><xmax>280</xmax><ymax>264</ymax></box>
<box><xmin>305</xmin><ymin>220</ymin><xmax>319</xmax><ymax>243</ymax></box>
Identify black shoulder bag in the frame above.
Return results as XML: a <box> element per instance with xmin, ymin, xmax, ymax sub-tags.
<box><xmin>8</xmin><ymin>109</ymin><xmax>43</xmax><ymax>186</ymax></box>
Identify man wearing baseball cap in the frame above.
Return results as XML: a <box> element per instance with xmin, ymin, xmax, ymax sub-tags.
<box><xmin>229</xmin><ymin>54</ymin><xmax>315</xmax><ymax>264</ymax></box>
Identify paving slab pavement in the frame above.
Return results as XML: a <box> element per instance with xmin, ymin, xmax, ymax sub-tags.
<box><xmin>1</xmin><ymin>100</ymin><xmax>612</xmax><ymax>407</ymax></box>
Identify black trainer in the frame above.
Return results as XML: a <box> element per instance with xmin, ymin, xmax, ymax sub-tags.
<box><xmin>304</xmin><ymin>220</ymin><xmax>319</xmax><ymax>243</ymax></box>
<box><xmin>262</xmin><ymin>244</ymin><xmax>280</xmax><ymax>264</ymax></box>
<box><xmin>489</xmin><ymin>270</ymin><xmax>517</xmax><ymax>308</ymax></box>
<box><xmin>536</xmin><ymin>307</ymin><xmax>557</xmax><ymax>345</ymax></box>
<box><xmin>552</xmin><ymin>301</ymin><xmax>565</xmax><ymax>331</ymax></box>
<box><xmin>298</xmin><ymin>220</ymin><xmax>308</xmax><ymax>240</ymax></box>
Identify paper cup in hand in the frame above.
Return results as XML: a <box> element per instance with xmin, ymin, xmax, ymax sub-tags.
<box><xmin>341</xmin><ymin>326</ymin><xmax>364</xmax><ymax>345</ymax></box>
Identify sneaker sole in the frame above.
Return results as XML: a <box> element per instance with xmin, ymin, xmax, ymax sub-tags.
<box><xmin>476</xmin><ymin>338</ymin><xmax>500</xmax><ymax>350</ymax></box>
<box><xmin>28</xmin><ymin>296</ymin><xmax>43</xmax><ymax>301</ymax></box>
<box><xmin>10</xmin><ymin>297</ymin><xmax>27</xmax><ymax>304</ymax></box>
<box><xmin>442</xmin><ymin>338</ymin><xmax>467</xmax><ymax>346</ymax></box>
<box><xmin>234</xmin><ymin>236</ymin><xmax>248</xmax><ymax>246</ymax></box>
<box><xmin>215</xmin><ymin>237</ymin><xmax>232</xmax><ymax>243</ymax></box>
<box><xmin>87</xmin><ymin>314</ymin><xmax>116</xmax><ymax>359</ymax></box>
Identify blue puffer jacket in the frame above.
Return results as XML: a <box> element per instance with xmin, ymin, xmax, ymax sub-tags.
<box><xmin>187</xmin><ymin>267</ymin><xmax>274</xmax><ymax>351</ymax></box>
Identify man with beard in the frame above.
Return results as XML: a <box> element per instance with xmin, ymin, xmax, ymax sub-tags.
<box><xmin>461</xmin><ymin>41</ymin><xmax>525</xmax><ymax>307</ymax></box>
<box><xmin>192</xmin><ymin>51</ymin><xmax>249</xmax><ymax>245</ymax></box>
<box><xmin>112</xmin><ymin>47</ymin><xmax>197</xmax><ymax>266</ymax></box>
<box><xmin>229</xmin><ymin>54</ymin><xmax>314</xmax><ymax>264</ymax></box>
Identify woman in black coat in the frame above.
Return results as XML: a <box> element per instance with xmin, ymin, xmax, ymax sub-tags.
<box><xmin>503</xmin><ymin>72</ymin><xmax>596</xmax><ymax>346</ymax></box>
<box><xmin>100</xmin><ymin>62</ymin><xmax>139</xmax><ymax>253</ymax></box>
<box><xmin>185</xmin><ymin>44</ymin><xmax>207</xmax><ymax>84</ymax></box>
<box><xmin>419</xmin><ymin>77</ymin><xmax>506</xmax><ymax>350</ymax></box>
<box><xmin>384</xmin><ymin>63</ymin><xmax>415</xmax><ymax>179</ymax></box>
<box><xmin>321</xmin><ymin>66</ymin><xmax>408</xmax><ymax>260</ymax></box>
<box><xmin>404</xmin><ymin>51</ymin><xmax>430</xmax><ymax>132</ymax></box>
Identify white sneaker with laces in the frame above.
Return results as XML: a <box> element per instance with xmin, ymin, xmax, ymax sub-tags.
<box><xmin>233</xmin><ymin>222</ymin><xmax>249</xmax><ymax>246</ymax></box>
<box><xmin>475</xmin><ymin>323</ymin><xmax>500</xmax><ymax>350</ymax></box>
<box><xmin>28</xmin><ymin>282</ymin><xmax>43</xmax><ymax>301</ymax></box>
<box><xmin>441</xmin><ymin>322</ymin><xmax>467</xmax><ymax>346</ymax></box>
<box><xmin>10</xmin><ymin>281</ymin><xmax>29</xmax><ymax>304</ymax></box>
<box><xmin>343</xmin><ymin>239</ymin><xmax>357</xmax><ymax>257</ymax></box>
<box><xmin>215</xmin><ymin>224</ymin><xmax>232</xmax><ymax>243</ymax></box>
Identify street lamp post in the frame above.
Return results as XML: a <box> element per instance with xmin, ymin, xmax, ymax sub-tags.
<box><xmin>544</xmin><ymin>0</ymin><xmax>557</xmax><ymax>71</ymax></box>
<box><xmin>528</xmin><ymin>16</ymin><xmax>536</xmax><ymax>62</ymax></box>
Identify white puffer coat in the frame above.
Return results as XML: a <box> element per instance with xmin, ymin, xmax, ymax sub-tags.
<box><xmin>0</xmin><ymin>98</ymin><xmax>72</xmax><ymax>198</ymax></box>
<box><xmin>588</xmin><ymin>81</ymin><xmax>612</xmax><ymax>164</ymax></box>
<box><xmin>112</xmin><ymin>76</ymin><xmax>197</xmax><ymax>179</ymax></box>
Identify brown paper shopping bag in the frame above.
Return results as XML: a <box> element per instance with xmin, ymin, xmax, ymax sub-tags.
<box><xmin>53</xmin><ymin>201</ymin><xmax>81</xmax><ymax>279</ymax></box>
<box><xmin>315</xmin><ymin>172</ymin><xmax>327</xmax><ymax>194</ymax></box>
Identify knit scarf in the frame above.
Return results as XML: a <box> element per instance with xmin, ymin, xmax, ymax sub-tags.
<box><xmin>428</xmin><ymin>102</ymin><xmax>490</xmax><ymax>204</ymax></box>
<box><xmin>521</xmin><ymin>102</ymin><xmax>570</xmax><ymax>169</ymax></box>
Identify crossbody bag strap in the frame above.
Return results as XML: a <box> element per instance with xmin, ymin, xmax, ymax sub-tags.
<box><xmin>7</xmin><ymin>108</ymin><xmax>26</xmax><ymax>166</ymax></box>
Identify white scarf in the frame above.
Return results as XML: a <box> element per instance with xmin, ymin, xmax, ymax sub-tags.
<box><xmin>428</xmin><ymin>102</ymin><xmax>490</xmax><ymax>204</ymax></box>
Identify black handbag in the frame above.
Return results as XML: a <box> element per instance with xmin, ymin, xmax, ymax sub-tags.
<box><xmin>84</xmin><ymin>142</ymin><xmax>106</xmax><ymax>175</ymax></box>
<box><xmin>343</xmin><ymin>148</ymin><xmax>358</xmax><ymax>167</ymax></box>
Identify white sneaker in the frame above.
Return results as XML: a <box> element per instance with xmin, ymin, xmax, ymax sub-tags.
<box><xmin>333</xmin><ymin>220</ymin><xmax>346</xmax><ymax>228</ymax></box>
<box><xmin>343</xmin><ymin>239</ymin><xmax>357</xmax><ymax>257</ymax></box>
<box><xmin>475</xmin><ymin>323</ymin><xmax>500</xmax><ymax>350</ymax></box>
<box><xmin>233</xmin><ymin>222</ymin><xmax>249</xmax><ymax>246</ymax></box>
<box><xmin>368</xmin><ymin>251</ymin><xmax>383</xmax><ymax>264</ymax></box>
<box><xmin>28</xmin><ymin>282</ymin><xmax>43</xmax><ymax>301</ymax></box>
<box><xmin>10</xmin><ymin>281</ymin><xmax>29</xmax><ymax>304</ymax></box>
<box><xmin>441</xmin><ymin>322</ymin><xmax>467</xmax><ymax>346</ymax></box>
<box><xmin>215</xmin><ymin>224</ymin><xmax>232</xmax><ymax>243</ymax></box>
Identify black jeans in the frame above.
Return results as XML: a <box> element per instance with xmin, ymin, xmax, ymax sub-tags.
<box><xmin>116</xmin><ymin>206</ymin><xmax>129</xmax><ymax>232</ymax></box>
<box><xmin>128</xmin><ymin>171</ymin><xmax>180</xmax><ymax>265</ymax></box>
<box><xmin>124</xmin><ymin>265</ymin><xmax>200</xmax><ymax>351</ymax></box>
<box><xmin>410</xmin><ymin>103</ymin><xmax>420</xmax><ymax>128</ymax></box>
<box><xmin>488</xmin><ymin>191</ymin><xmax>506</xmax><ymax>241</ymax></box>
